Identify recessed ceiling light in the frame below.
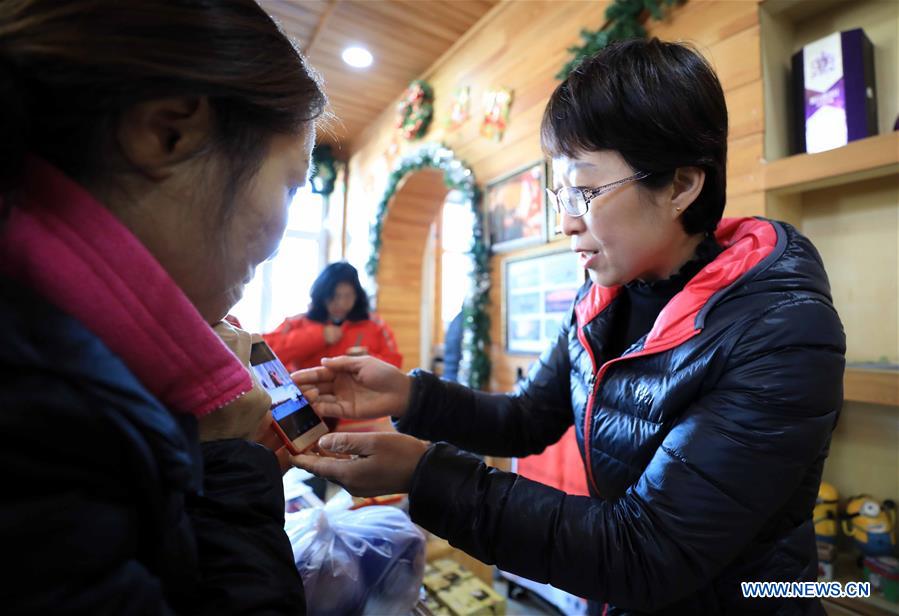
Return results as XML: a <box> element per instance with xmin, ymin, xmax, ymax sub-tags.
<box><xmin>342</xmin><ymin>46</ymin><xmax>373</xmax><ymax>69</ymax></box>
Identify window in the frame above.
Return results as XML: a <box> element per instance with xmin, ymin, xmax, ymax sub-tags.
<box><xmin>230</xmin><ymin>184</ymin><xmax>328</xmax><ymax>333</ymax></box>
<box><xmin>440</xmin><ymin>190</ymin><xmax>474</xmax><ymax>333</ymax></box>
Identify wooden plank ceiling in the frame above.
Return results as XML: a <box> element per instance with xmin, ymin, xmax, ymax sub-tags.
<box><xmin>260</xmin><ymin>0</ymin><xmax>499</xmax><ymax>154</ymax></box>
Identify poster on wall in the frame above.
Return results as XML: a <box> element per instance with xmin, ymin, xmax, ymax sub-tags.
<box><xmin>480</xmin><ymin>87</ymin><xmax>513</xmax><ymax>142</ymax></box>
<box><xmin>486</xmin><ymin>161</ymin><xmax>547</xmax><ymax>252</ymax></box>
<box><xmin>445</xmin><ymin>86</ymin><xmax>471</xmax><ymax>133</ymax></box>
<box><xmin>505</xmin><ymin>250</ymin><xmax>584</xmax><ymax>354</ymax></box>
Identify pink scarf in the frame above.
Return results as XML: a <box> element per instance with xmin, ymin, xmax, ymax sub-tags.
<box><xmin>0</xmin><ymin>157</ymin><xmax>252</xmax><ymax>416</ymax></box>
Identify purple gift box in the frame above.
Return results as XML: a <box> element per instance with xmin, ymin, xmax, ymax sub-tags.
<box><xmin>792</xmin><ymin>28</ymin><xmax>878</xmax><ymax>154</ymax></box>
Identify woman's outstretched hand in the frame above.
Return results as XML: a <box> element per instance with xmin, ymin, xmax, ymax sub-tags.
<box><xmin>291</xmin><ymin>355</ymin><xmax>412</xmax><ymax>421</ymax></box>
<box><xmin>291</xmin><ymin>432</ymin><xmax>429</xmax><ymax>497</ymax></box>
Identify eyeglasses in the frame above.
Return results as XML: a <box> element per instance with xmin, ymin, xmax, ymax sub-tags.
<box><xmin>546</xmin><ymin>170</ymin><xmax>650</xmax><ymax>218</ymax></box>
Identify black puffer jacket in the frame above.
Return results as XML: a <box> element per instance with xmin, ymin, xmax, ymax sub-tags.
<box><xmin>397</xmin><ymin>218</ymin><xmax>845</xmax><ymax>615</ymax></box>
<box><xmin>0</xmin><ymin>278</ymin><xmax>305</xmax><ymax>615</ymax></box>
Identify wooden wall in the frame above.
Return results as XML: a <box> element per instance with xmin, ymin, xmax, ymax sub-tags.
<box><xmin>345</xmin><ymin>0</ymin><xmax>766</xmax><ymax>392</ymax></box>
<box><xmin>375</xmin><ymin>169</ymin><xmax>447</xmax><ymax>372</ymax></box>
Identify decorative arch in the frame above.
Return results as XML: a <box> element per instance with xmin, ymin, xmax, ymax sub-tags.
<box><xmin>367</xmin><ymin>143</ymin><xmax>490</xmax><ymax>389</ymax></box>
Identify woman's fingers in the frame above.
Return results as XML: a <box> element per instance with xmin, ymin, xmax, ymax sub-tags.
<box><xmin>302</xmin><ymin>383</ymin><xmax>335</xmax><ymax>398</ymax></box>
<box><xmin>291</xmin><ymin>432</ymin><xmax>427</xmax><ymax>497</ymax></box>
<box><xmin>290</xmin><ymin>435</ymin><xmax>376</xmax><ymax>489</ymax></box>
<box><xmin>318</xmin><ymin>432</ymin><xmax>376</xmax><ymax>456</ymax></box>
<box><xmin>290</xmin><ymin>450</ymin><xmax>384</xmax><ymax>497</ymax></box>
<box><xmin>320</xmin><ymin>355</ymin><xmax>366</xmax><ymax>373</ymax></box>
<box><xmin>311</xmin><ymin>397</ymin><xmax>351</xmax><ymax>418</ymax></box>
<box><xmin>298</xmin><ymin>387</ymin><xmax>319</xmax><ymax>404</ymax></box>
<box><xmin>253</xmin><ymin>412</ymin><xmax>281</xmax><ymax>449</ymax></box>
<box><xmin>291</xmin><ymin>452</ymin><xmax>349</xmax><ymax>483</ymax></box>
<box><xmin>291</xmin><ymin>365</ymin><xmax>335</xmax><ymax>387</ymax></box>
<box><xmin>273</xmin><ymin>446</ymin><xmax>292</xmax><ymax>475</ymax></box>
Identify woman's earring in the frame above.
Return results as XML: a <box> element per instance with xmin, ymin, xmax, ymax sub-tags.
<box><xmin>675</xmin><ymin>207</ymin><xmax>682</xmax><ymax>212</ymax></box>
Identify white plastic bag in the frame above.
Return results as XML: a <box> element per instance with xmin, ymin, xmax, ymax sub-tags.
<box><xmin>286</xmin><ymin>491</ymin><xmax>426</xmax><ymax>616</ymax></box>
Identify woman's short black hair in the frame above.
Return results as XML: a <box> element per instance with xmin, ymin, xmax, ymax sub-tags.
<box><xmin>541</xmin><ymin>38</ymin><xmax>728</xmax><ymax>235</ymax></box>
<box><xmin>307</xmin><ymin>262</ymin><xmax>370</xmax><ymax>323</ymax></box>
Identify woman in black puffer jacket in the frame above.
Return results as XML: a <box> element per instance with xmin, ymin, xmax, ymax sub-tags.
<box><xmin>0</xmin><ymin>1</ymin><xmax>326</xmax><ymax>612</ymax></box>
<box><xmin>294</xmin><ymin>39</ymin><xmax>845</xmax><ymax>615</ymax></box>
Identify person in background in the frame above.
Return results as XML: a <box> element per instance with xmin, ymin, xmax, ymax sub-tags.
<box><xmin>265</xmin><ymin>262</ymin><xmax>402</xmax><ymax>373</ymax></box>
<box><xmin>0</xmin><ymin>0</ymin><xmax>326</xmax><ymax>612</ymax></box>
<box><xmin>441</xmin><ymin>310</ymin><xmax>464</xmax><ymax>383</ymax></box>
<box><xmin>265</xmin><ymin>262</ymin><xmax>401</xmax><ymax>435</ymax></box>
<box><xmin>292</xmin><ymin>39</ymin><xmax>845</xmax><ymax>615</ymax></box>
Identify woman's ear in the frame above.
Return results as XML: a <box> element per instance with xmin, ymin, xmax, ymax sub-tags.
<box><xmin>116</xmin><ymin>96</ymin><xmax>213</xmax><ymax>179</ymax></box>
<box><xmin>670</xmin><ymin>166</ymin><xmax>705</xmax><ymax>217</ymax></box>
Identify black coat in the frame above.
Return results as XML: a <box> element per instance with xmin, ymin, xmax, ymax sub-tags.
<box><xmin>0</xmin><ymin>277</ymin><xmax>305</xmax><ymax>615</ymax></box>
<box><xmin>397</xmin><ymin>219</ymin><xmax>845</xmax><ymax>615</ymax></box>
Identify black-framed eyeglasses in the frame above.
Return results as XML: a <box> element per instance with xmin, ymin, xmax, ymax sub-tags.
<box><xmin>546</xmin><ymin>170</ymin><xmax>650</xmax><ymax>218</ymax></box>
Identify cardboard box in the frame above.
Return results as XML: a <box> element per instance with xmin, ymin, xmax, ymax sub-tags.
<box><xmin>436</xmin><ymin>577</ymin><xmax>506</xmax><ymax>616</ymax></box>
<box><xmin>424</xmin><ymin>592</ymin><xmax>453</xmax><ymax>616</ymax></box>
<box><xmin>424</xmin><ymin>570</ymin><xmax>453</xmax><ymax>594</ymax></box>
<box><xmin>432</xmin><ymin>558</ymin><xmax>473</xmax><ymax>582</ymax></box>
<box><xmin>792</xmin><ymin>28</ymin><xmax>877</xmax><ymax>154</ymax></box>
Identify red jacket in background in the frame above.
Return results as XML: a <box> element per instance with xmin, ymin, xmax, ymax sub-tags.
<box><xmin>263</xmin><ymin>313</ymin><xmax>402</xmax><ymax>372</ymax></box>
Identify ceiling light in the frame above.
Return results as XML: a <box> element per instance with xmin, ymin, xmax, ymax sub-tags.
<box><xmin>342</xmin><ymin>46</ymin><xmax>373</xmax><ymax>69</ymax></box>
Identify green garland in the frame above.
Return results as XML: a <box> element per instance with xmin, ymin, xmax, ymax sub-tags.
<box><xmin>310</xmin><ymin>145</ymin><xmax>336</xmax><ymax>196</ymax></box>
<box><xmin>558</xmin><ymin>0</ymin><xmax>680</xmax><ymax>79</ymax></box>
<box><xmin>396</xmin><ymin>80</ymin><xmax>434</xmax><ymax>141</ymax></box>
<box><xmin>367</xmin><ymin>144</ymin><xmax>491</xmax><ymax>390</ymax></box>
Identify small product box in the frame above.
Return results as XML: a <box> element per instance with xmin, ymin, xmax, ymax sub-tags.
<box><xmin>433</xmin><ymin>558</ymin><xmax>473</xmax><ymax>582</ymax></box>
<box><xmin>436</xmin><ymin>577</ymin><xmax>507</xmax><ymax>616</ymax></box>
<box><xmin>863</xmin><ymin>556</ymin><xmax>899</xmax><ymax>604</ymax></box>
<box><xmin>792</xmin><ymin>28</ymin><xmax>877</xmax><ymax>154</ymax></box>
<box><xmin>424</xmin><ymin>592</ymin><xmax>453</xmax><ymax>616</ymax></box>
<box><xmin>424</xmin><ymin>569</ymin><xmax>453</xmax><ymax>594</ymax></box>
<box><xmin>816</xmin><ymin>542</ymin><xmax>836</xmax><ymax>581</ymax></box>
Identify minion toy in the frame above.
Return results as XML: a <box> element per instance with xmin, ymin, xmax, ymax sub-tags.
<box><xmin>814</xmin><ymin>482</ymin><xmax>840</xmax><ymax>544</ymax></box>
<box><xmin>842</xmin><ymin>496</ymin><xmax>897</xmax><ymax>557</ymax></box>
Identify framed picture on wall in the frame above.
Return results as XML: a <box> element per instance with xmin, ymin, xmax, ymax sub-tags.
<box><xmin>504</xmin><ymin>250</ymin><xmax>584</xmax><ymax>354</ymax></box>
<box><xmin>485</xmin><ymin>161</ymin><xmax>547</xmax><ymax>252</ymax></box>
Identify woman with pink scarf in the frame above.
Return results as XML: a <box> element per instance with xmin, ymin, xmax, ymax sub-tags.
<box><xmin>0</xmin><ymin>1</ymin><xmax>326</xmax><ymax>613</ymax></box>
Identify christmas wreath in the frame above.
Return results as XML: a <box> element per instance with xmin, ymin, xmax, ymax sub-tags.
<box><xmin>395</xmin><ymin>80</ymin><xmax>434</xmax><ymax>141</ymax></box>
<box><xmin>310</xmin><ymin>145</ymin><xmax>336</xmax><ymax>195</ymax></box>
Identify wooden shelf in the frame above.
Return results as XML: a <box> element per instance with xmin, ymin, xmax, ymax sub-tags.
<box><xmin>764</xmin><ymin>133</ymin><xmax>899</xmax><ymax>195</ymax></box>
<box><xmin>844</xmin><ymin>367</ymin><xmax>899</xmax><ymax>407</ymax></box>
<box><xmin>762</xmin><ymin>0</ymin><xmax>850</xmax><ymax>22</ymax></box>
